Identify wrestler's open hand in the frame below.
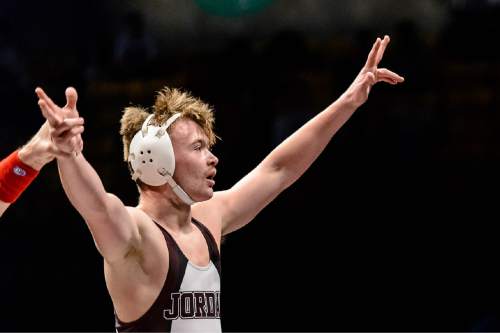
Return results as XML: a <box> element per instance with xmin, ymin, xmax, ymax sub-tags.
<box><xmin>35</xmin><ymin>87</ymin><xmax>85</xmax><ymax>157</ymax></box>
<box><xmin>343</xmin><ymin>35</ymin><xmax>404</xmax><ymax>108</ymax></box>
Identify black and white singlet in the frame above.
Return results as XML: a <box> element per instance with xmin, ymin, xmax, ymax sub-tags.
<box><xmin>115</xmin><ymin>219</ymin><xmax>222</xmax><ymax>332</ymax></box>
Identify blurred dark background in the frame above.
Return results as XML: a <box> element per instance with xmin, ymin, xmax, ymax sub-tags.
<box><xmin>1</xmin><ymin>0</ymin><xmax>500</xmax><ymax>331</ymax></box>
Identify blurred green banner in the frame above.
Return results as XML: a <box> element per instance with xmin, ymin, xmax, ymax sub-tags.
<box><xmin>194</xmin><ymin>0</ymin><xmax>274</xmax><ymax>17</ymax></box>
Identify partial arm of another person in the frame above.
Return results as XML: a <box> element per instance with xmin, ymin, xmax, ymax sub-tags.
<box><xmin>0</xmin><ymin>111</ymin><xmax>84</xmax><ymax>217</ymax></box>
<box><xmin>36</xmin><ymin>87</ymin><xmax>141</xmax><ymax>263</ymax></box>
<box><xmin>206</xmin><ymin>35</ymin><xmax>404</xmax><ymax>235</ymax></box>
<box><xmin>0</xmin><ymin>201</ymin><xmax>8</xmax><ymax>217</ymax></box>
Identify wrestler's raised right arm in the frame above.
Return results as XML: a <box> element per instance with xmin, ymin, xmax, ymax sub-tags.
<box><xmin>36</xmin><ymin>87</ymin><xmax>141</xmax><ymax>263</ymax></box>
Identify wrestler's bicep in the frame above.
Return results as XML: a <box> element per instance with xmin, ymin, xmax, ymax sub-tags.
<box><xmin>85</xmin><ymin>194</ymin><xmax>142</xmax><ymax>263</ymax></box>
<box><xmin>216</xmin><ymin>164</ymin><xmax>285</xmax><ymax>235</ymax></box>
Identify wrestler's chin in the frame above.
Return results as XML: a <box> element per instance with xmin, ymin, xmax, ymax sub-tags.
<box><xmin>192</xmin><ymin>188</ymin><xmax>215</xmax><ymax>203</ymax></box>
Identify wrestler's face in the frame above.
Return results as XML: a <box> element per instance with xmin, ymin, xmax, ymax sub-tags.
<box><xmin>169</xmin><ymin>118</ymin><xmax>218</xmax><ymax>202</ymax></box>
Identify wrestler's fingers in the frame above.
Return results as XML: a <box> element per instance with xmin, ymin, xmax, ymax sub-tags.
<box><xmin>377</xmin><ymin>77</ymin><xmax>399</xmax><ymax>85</ymax></box>
<box><xmin>377</xmin><ymin>68</ymin><xmax>404</xmax><ymax>83</ymax></box>
<box><xmin>375</xmin><ymin>35</ymin><xmax>390</xmax><ymax>66</ymax></box>
<box><xmin>365</xmin><ymin>37</ymin><xmax>381</xmax><ymax>68</ymax></box>
<box><xmin>38</xmin><ymin>99</ymin><xmax>63</xmax><ymax>127</ymax></box>
<box><xmin>51</xmin><ymin>118</ymin><xmax>85</xmax><ymax>137</ymax></box>
<box><xmin>57</xmin><ymin>126</ymin><xmax>85</xmax><ymax>142</ymax></box>
<box><xmin>77</xmin><ymin>136</ymin><xmax>84</xmax><ymax>153</ymax></box>
<box><xmin>65</xmin><ymin>87</ymin><xmax>78</xmax><ymax>110</ymax></box>
<box><xmin>35</xmin><ymin>87</ymin><xmax>59</xmax><ymax>113</ymax></box>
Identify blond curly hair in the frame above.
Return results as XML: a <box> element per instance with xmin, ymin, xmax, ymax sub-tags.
<box><xmin>120</xmin><ymin>87</ymin><xmax>217</xmax><ymax>162</ymax></box>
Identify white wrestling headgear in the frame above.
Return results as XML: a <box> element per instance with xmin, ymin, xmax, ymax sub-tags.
<box><xmin>128</xmin><ymin>113</ymin><xmax>195</xmax><ymax>205</ymax></box>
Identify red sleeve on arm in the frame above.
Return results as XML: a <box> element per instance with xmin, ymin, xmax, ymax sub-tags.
<box><xmin>0</xmin><ymin>150</ymin><xmax>39</xmax><ymax>203</ymax></box>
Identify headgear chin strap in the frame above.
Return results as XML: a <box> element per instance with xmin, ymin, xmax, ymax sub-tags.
<box><xmin>128</xmin><ymin>113</ymin><xmax>195</xmax><ymax>205</ymax></box>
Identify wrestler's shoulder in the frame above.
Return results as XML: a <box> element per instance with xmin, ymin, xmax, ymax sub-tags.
<box><xmin>125</xmin><ymin>206</ymin><xmax>156</xmax><ymax>231</ymax></box>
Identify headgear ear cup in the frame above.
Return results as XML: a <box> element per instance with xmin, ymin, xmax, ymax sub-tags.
<box><xmin>128</xmin><ymin>113</ymin><xmax>195</xmax><ymax>205</ymax></box>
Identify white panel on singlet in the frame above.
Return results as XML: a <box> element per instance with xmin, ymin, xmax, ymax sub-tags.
<box><xmin>170</xmin><ymin>261</ymin><xmax>221</xmax><ymax>333</ymax></box>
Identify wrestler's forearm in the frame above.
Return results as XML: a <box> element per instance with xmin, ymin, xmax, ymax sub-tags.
<box><xmin>57</xmin><ymin>153</ymin><xmax>115</xmax><ymax>220</ymax></box>
<box><xmin>57</xmin><ymin>153</ymin><xmax>139</xmax><ymax>262</ymax></box>
<box><xmin>262</xmin><ymin>94</ymin><xmax>357</xmax><ymax>188</ymax></box>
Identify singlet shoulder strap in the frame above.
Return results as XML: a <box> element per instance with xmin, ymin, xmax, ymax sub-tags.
<box><xmin>152</xmin><ymin>220</ymin><xmax>175</xmax><ymax>244</ymax></box>
<box><xmin>191</xmin><ymin>218</ymin><xmax>220</xmax><ymax>260</ymax></box>
<box><xmin>150</xmin><ymin>220</ymin><xmax>189</xmax><ymax>294</ymax></box>
<box><xmin>191</xmin><ymin>218</ymin><xmax>221</xmax><ymax>276</ymax></box>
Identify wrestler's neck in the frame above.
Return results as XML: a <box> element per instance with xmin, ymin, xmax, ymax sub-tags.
<box><xmin>137</xmin><ymin>184</ymin><xmax>192</xmax><ymax>233</ymax></box>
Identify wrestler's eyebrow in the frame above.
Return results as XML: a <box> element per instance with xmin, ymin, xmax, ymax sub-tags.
<box><xmin>192</xmin><ymin>138</ymin><xmax>208</xmax><ymax>146</ymax></box>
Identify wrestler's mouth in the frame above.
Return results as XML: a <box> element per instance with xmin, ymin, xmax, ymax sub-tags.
<box><xmin>206</xmin><ymin>171</ymin><xmax>216</xmax><ymax>187</ymax></box>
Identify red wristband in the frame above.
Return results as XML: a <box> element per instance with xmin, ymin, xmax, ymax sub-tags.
<box><xmin>0</xmin><ymin>150</ymin><xmax>40</xmax><ymax>203</ymax></box>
